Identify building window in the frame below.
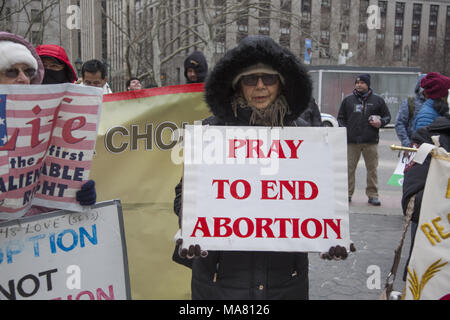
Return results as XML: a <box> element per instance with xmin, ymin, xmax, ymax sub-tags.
<box><xmin>31</xmin><ymin>31</ymin><xmax>42</xmax><ymax>46</ymax></box>
<box><xmin>321</xmin><ymin>30</ymin><xmax>330</xmax><ymax>43</ymax></box>
<box><xmin>258</xmin><ymin>0</ymin><xmax>270</xmax><ymax>35</ymax></box>
<box><xmin>411</xmin><ymin>4</ymin><xmax>422</xmax><ymax>59</ymax></box>
<box><xmin>302</xmin><ymin>0</ymin><xmax>311</xmax><ymax>21</ymax></box>
<box><xmin>429</xmin><ymin>5</ymin><xmax>439</xmax><ymax>48</ymax></box>
<box><xmin>394</xmin><ymin>2</ymin><xmax>405</xmax><ymax>53</ymax></box>
<box><xmin>359</xmin><ymin>32</ymin><xmax>367</xmax><ymax>43</ymax></box>
<box><xmin>280</xmin><ymin>34</ymin><xmax>290</xmax><ymax>48</ymax></box>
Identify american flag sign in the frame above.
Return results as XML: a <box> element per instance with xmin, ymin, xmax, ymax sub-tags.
<box><xmin>0</xmin><ymin>84</ymin><xmax>103</xmax><ymax>220</ymax></box>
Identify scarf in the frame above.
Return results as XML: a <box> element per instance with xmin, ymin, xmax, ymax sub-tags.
<box><xmin>231</xmin><ymin>93</ymin><xmax>290</xmax><ymax>127</ymax></box>
<box><xmin>353</xmin><ymin>88</ymin><xmax>372</xmax><ymax>102</ymax></box>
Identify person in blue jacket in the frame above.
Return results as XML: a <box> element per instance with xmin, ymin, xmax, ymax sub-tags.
<box><xmin>414</xmin><ymin>72</ymin><xmax>450</xmax><ymax>131</ymax></box>
<box><xmin>395</xmin><ymin>74</ymin><xmax>427</xmax><ymax>147</ymax></box>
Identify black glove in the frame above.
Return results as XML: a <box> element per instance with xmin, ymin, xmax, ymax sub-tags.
<box><xmin>76</xmin><ymin>180</ymin><xmax>96</xmax><ymax>206</ymax></box>
<box><xmin>176</xmin><ymin>238</ymin><xmax>208</xmax><ymax>259</ymax></box>
<box><xmin>320</xmin><ymin>243</ymin><xmax>356</xmax><ymax>260</ymax></box>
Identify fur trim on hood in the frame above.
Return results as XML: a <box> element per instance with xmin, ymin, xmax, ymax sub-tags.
<box><xmin>0</xmin><ymin>32</ymin><xmax>44</xmax><ymax>84</ymax></box>
<box><xmin>204</xmin><ymin>35</ymin><xmax>312</xmax><ymax>123</ymax></box>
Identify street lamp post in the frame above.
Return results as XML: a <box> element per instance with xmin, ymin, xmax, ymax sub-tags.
<box><xmin>74</xmin><ymin>58</ymin><xmax>83</xmax><ymax>77</ymax></box>
<box><xmin>403</xmin><ymin>45</ymin><xmax>410</xmax><ymax>67</ymax></box>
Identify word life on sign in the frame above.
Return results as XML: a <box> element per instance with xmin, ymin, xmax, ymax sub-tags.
<box><xmin>180</xmin><ymin>125</ymin><xmax>350</xmax><ymax>253</ymax></box>
<box><xmin>0</xmin><ymin>84</ymin><xmax>102</xmax><ymax>220</ymax></box>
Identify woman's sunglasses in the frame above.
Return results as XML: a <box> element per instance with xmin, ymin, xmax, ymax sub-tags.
<box><xmin>241</xmin><ymin>74</ymin><xmax>279</xmax><ymax>87</ymax></box>
<box><xmin>2</xmin><ymin>67</ymin><xmax>37</xmax><ymax>79</ymax></box>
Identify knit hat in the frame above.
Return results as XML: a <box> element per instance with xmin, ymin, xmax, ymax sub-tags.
<box><xmin>232</xmin><ymin>63</ymin><xmax>285</xmax><ymax>89</ymax></box>
<box><xmin>420</xmin><ymin>72</ymin><xmax>450</xmax><ymax>99</ymax></box>
<box><xmin>0</xmin><ymin>40</ymin><xmax>38</xmax><ymax>72</ymax></box>
<box><xmin>355</xmin><ymin>73</ymin><xmax>371</xmax><ymax>87</ymax></box>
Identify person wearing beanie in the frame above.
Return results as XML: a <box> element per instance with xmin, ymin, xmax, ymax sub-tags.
<box><xmin>36</xmin><ymin>44</ymin><xmax>78</xmax><ymax>84</ymax></box>
<box><xmin>337</xmin><ymin>73</ymin><xmax>391</xmax><ymax>206</ymax></box>
<box><xmin>414</xmin><ymin>72</ymin><xmax>450</xmax><ymax>131</ymax></box>
<box><xmin>395</xmin><ymin>74</ymin><xmax>427</xmax><ymax>147</ymax></box>
<box><xmin>0</xmin><ymin>32</ymin><xmax>96</xmax><ymax>219</ymax></box>
<box><xmin>184</xmin><ymin>51</ymin><xmax>208</xmax><ymax>84</ymax></box>
<box><xmin>173</xmin><ymin>35</ymin><xmax>354</xmax><ymax>300</ymax></box>
<box><xmin>0</xmin><ymin>32</ymin><xmax>44</xmax><ymax>84</ymax></box>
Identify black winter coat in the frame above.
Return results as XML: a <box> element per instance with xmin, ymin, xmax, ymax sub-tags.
<box><xmin>401</xmin><ymin>115</ymin><xmax>450</xmax><ymax>223</ymax></box>
<box><xmin>337</xmin><ymin>90</ymin><xmax>391</xmax><ymax>144</ymax></box>
<box><xmin>173</xmin><ymin>35</ymin><xmax>312</xmax><ymax>300</ymax></box>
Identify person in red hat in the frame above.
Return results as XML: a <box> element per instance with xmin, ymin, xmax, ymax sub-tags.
<box><xmin>36</xmin><ymin>44</ymin><xmax>77</xmax><ymax>84</ymax></box>
<box><xmin>414</xmin><ymin>72</ymin><xmax>450</xmax><ymax>130</ymax></box>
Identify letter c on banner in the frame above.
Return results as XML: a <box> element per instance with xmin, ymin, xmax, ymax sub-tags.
<box><xmin>105</xmin><ymin>126</ymin><xmax>129</xmax><ymax>153</ymax></box>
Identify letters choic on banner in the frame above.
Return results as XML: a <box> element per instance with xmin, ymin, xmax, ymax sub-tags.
<box><xmin>0</xmin><ymin>200</ymin><xmax>131</xmax><ymax>300</ymax></box>
<box><xmin>0</xmin><ymin>84</ymin><xmax>102</xmax><ymax>220</ymax></box>
<box><xmin>405</xmin><ymin>145</ymin><xmax>450</xmax><ymax>300</ymax></box>
<box><xmin>181</xmin><ymin>125</ymin><xmax>351</xmax><ymax>253</ymax></box>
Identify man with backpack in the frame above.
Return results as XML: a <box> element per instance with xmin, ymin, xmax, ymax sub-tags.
<box><xmin>395</xmin><ymin>74</ymin><xmax>427</xmax><ymax>147</ymax></box>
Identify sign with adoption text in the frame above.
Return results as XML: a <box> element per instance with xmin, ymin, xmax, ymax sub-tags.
<box><xmin>0</xmin><ymin>200</ymin><xmax>131</xmax><ymax>300</ymax></box>
<box><xmin>180</xmin><ymin>125</ymin><xmax>350</xmax><ymax>252</ymax></box>
<box><xmin>0</xmin><ymin>84</ymin><xmax>102</xmax><ymax>220</ymax></box>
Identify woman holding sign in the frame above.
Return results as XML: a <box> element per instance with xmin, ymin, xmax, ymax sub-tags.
<box><xmin>0</xmin><ymin>32</ymin><xmax>96</xmax><ymax>219</ymax></box>
<box><xmin>174</xmin><ymin>35</ymin><xmax>352</xmax><ymax>300</ymax></box>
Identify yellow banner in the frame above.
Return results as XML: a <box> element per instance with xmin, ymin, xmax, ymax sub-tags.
<box><xmin>90</xmin><ymin>84</ymin><xmax>211</xmax><ymax>299</ymax></box>
<box><xmin>405</xmin><ymin>151</ymin><xmax>450</xmax><ymax>300</ymax></box>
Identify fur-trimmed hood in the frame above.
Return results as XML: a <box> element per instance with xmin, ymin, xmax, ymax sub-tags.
<box><xmin>204</xmin><ymin>35</ymin><xmax>312</xmax><ymax>124</ymax></box>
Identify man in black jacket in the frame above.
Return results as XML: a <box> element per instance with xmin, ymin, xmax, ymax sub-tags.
<box><xmin>337</xmin><ymin>74</ymin><xmax>391</xmax><ymax>206</ymax></box>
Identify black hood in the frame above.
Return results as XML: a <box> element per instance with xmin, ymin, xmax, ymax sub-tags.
<box><xmin>204</xmin><ymin>35</ymin><xmax>312</xmax><ymax>123</ymax></box>
<box><xmin>184</xmin><ymin>51</ymin><xmax>208</xmax><ymax>83</ymax></box>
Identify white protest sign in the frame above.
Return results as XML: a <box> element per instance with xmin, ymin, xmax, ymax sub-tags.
<box><xmin>181</xmin><ymin>125</ymin><xmax>350</xmax><ymax>252</ymax></box>
<box><xmin>0</xmin><ymin>200</ymin><xmax>131</xmax><ymax>300</ymax></box>
<box><xmin>405</xmin><ymin>149</ymin><xmax>450</xmax><ymax>300</ymax></box>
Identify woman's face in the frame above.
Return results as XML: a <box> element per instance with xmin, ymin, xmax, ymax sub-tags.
<box><xmin>240</xmin><ymin>73</ymin><xmax>280</xmax><ymax>109</ymax></box>
<box><xmin>0</xmin><ymin>63</ymin><xmax>35</xmax><ymax>84</ymax></box>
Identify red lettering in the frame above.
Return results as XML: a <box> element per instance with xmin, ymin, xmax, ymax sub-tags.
<box><xmin>260</xmin><ymin>180</ymin><xmax>319</xmax><ymax>200</ymax></box>
<box><xmin>36</xmin><ymin>104</ymin><xmax>61</xmax><ymax>164</ymax></box>
<box><xmin>297</xmin><ymin>181</ymin><xmax>319</xmax><ymax>200</ymax></box>
<box><xmin>62</xmin><ymin>116</ymin><xmax>87</xmax><ymax>144</ymax></box>
<box><xmin>285</xmin><ymin>140</ymin><xmax>304</xmax><ymax>159</ymax></box>
<box><xmin>212</xmin><ymin>179</ymin><xmax>230</xmax><ymax>199</ymax></box>
<box><xmin>323</xmin><ymin>219</ymin><xmax>342</xmax><ymax>239</ymax></box>
<box><xmin>214</xmin><ymin>217</ymin><xmax>232</xmax><ymax>237</ymax></box>
<box><xmin>246</xmin><ymin>139</ymin><xmax>264</xmax><ymax>158</ymax></box>
<box><xmin>26</xmin><ymin>105</ymin><xmax>45</xmax><ymax>148</ymax></box>
<box><xmin>279</xmin><ymin>180</ymin><xmax>296</xmax><ymax>200</ymax></box>
<box><xmin>0</xmin><ymin>128</ymin><xmax>19</xmax><ymax>151</ymax></box>
<box><xmin>255</xmin><ymin>218</ymin><xmax>275</xmax><ymax>238</ymax></box>
<box><xmin>261</xmin><ymin>180</ymin><xmax>278</xmax><ymax>200</ymax></box>
<box><xmin>267</xmin><ymin>140</ymin><xmax>286</xmax><ymax>158</ymax></box>
<box><xmin>274</xmin><ymin>218</ymin><xmax>292</xmax><ymax>238</ymax></box>
<box><xmin>230</xmin><ymin>179</ymin><xmax>251</xmax><ymax>200</ymax></box>
<box><xmin>233</xmin><ymin>217</ymin><xmax>254</xmax><ymax>238</ymax></box>
<box><xmin>292</xmin><ymin>218</ymin><xmax>300</xmax><ymax>238</ymax></box>
<box><xmin>301</xmin><ymin>218</ymin><xmax>322</xmax><ymax>239</ymax></box>
<box><xmin>190</xmin><ymin>217</ymin><xmax>212</xmax><ymax>237</ymax></box>
<box><xmin>228</xmin><ymin>139</ymin><xmax>246</xmax><ymax>158</ymax></box>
